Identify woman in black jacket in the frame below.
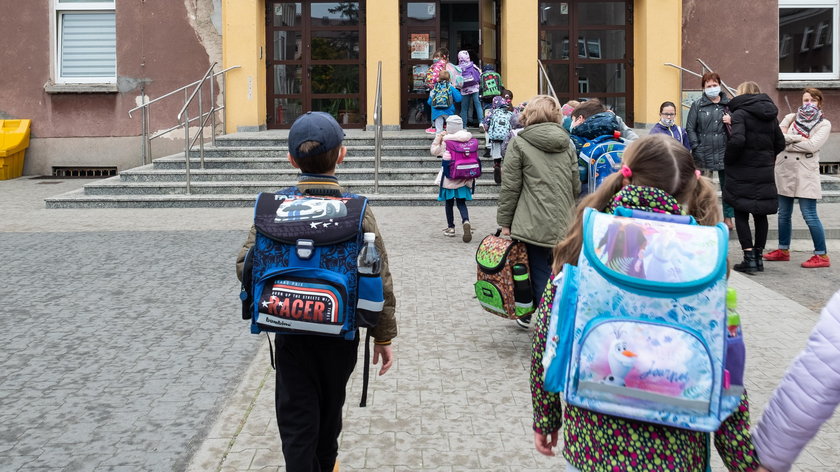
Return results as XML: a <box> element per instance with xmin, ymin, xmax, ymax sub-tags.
<box><xmin>723</xmin><ymin>81</ymin><xmax>786</xmax><ymax>274</ymax></box>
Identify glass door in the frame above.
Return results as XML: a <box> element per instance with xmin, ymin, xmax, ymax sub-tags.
<box><xmin>479</xmin><ymin>0</ymin><xmax>499</xmax><ymax>69</ymax></box>
<box><xmin>400</xmin><ymin>1</ymin><xmax>441</xmax><ymax>129</ymax></box>
<box><xmin>267</xmin><ymin>1</ymin><xmax>366</xmax><ymax>129</ymax></box>
<box><xmin>538</xmin><ymin>1</ymin><xmax>633</xmax><ymax>124</ymax></box>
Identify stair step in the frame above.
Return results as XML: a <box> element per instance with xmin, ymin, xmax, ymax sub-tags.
<box><xmin>45</xmin><ymin>190</ymin><xmax>500</xmax><ymax>208</ymax></box>
<box><xmin>81</xmin><ymin>177</ymin><xmax>502</xmax><ymax>196</ymax></box>
<box><xmin>152</xmin><ymin>155</ymin><xmax>454</xmax><ymax>170</ymax></box>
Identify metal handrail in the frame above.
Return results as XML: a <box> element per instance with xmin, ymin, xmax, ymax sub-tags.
<box><xmin>664</xmin><ymin>60</ymin><xmax>737</xmax><ymax>98</ymax></box>
<box><xmin>373</xmin><ymin>61</ymin><xmax>383</xmax><ymax>194</ymax></box>
<box><xmin>537</xmin><ymin>59</ymin><xmax>559</xmax><ymax>102</ymax></box>
<box><xmin>127</xmin><ymin>64</ymin><xmax>239</xmax><ymax>194</ymax></box>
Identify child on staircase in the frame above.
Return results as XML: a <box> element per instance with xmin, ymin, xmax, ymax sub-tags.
<box><xmin>430</xmin><ymin>115</ymin><xmax>476</xmax><ymax>243</ymax></box>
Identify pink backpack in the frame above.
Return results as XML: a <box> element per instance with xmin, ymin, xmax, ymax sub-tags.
<box><xmin>445</xmin><ymin>139</ymin><xmax>481</xmax><ymax>179</ymax></box>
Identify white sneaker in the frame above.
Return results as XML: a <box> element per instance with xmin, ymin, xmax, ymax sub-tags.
<box><xmin>462</xmin><ymin>221</ymin><xmax>472</xmax><ymax>243</ymax></box>
<box><xmin>515</xmin><ymin>315</ymin><xmax>532</xmax><ymax>329</ymax></box>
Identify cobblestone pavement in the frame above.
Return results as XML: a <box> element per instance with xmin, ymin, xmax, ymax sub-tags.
<box><xmin>2</xmin><ymin>177</ymin><xmax>840</xmax><ymax>471</ymax></box>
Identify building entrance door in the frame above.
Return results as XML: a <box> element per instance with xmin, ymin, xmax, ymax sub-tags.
<box><xmin>266</xmin><ymin>2</ymin><xmax>366</xmax><ymax>129</ymax></box>
<box><xmin>399</xmin><ymin>0</ymin><xmax>499</xmax><ymax>129</ymax></box>
<box><xmin>538</xmin><ymin>0</ymin><xmax>634</xmax><ymax>124</ymax></box>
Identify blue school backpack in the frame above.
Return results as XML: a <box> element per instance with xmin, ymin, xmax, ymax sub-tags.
<box><xmin>239</xmin><ymin>188</ymin><xmax>383</xmax><ymax>340</ymax></box>
<box><xmin>542</xmin><ymin>207</ymin><xmax>746</xmax><ymax>432</ymax></box>
<box><xmin>488</xmin><ymin>109</ymin><xmax>513</xmax><ymax>141</ymax></box>
<box><xmin>577</xmin><ymin>133</ymin><xmax>626</xmax><ymax>197</ymax></box>
<box><xmin>431</xmin><ymin>82</ymin><xmax>453</xmax><ymax>109</ymax></box>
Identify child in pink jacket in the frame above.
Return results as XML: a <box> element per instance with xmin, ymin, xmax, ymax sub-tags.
<box><xmin>430</xmin><ymin>115</ymin><xmax>475</xmax><ymax>243</ymax></box>
<box><xmin>753</xmin><ymin>288</ymin><xmax>840</xmax><ymax>472</ymax></box>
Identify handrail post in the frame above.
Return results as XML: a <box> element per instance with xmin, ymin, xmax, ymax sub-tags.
<box><xmin>140</xmin><ymin>105</ymin><xmax>149</xmax><ymax>166</ymax></box>
<box><xmin>373</xmin><ymin>61</ymin><xmax>383</xmax><ymax>194</ymax></box>
<box><xmin>197</xmin><ymin>77</ymin><xmax>206</xmax><ymax>170</ymax></box>
<box><xmin>184</xmin><ymin>109</ymin><xmax>192</xmax><ymax>194</ymax></box>
<box><xmin>210</xmin><ymin>72</ymin><xmax>217</xmax><ymax>147</ymax></box>
<box><xmin>221</xmin><ymin>73</ymin><xmax>228</xmax><ymax>135</ymax></box>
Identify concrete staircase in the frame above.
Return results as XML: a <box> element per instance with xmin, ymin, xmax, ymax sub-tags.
<box><xmin>45</xmin><ymin>130</ymin><xmax>500</xmax><ymax>208</ymax></box>
<box><xmin>44</xmin><ymin>129</ymin><xmax>840</xmax><ymax>209</ymax></box>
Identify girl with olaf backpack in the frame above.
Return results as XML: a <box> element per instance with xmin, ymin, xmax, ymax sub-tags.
<box><xmin>530</xmin><ymin>135</ymin><xmax>760</xmax><ymax>472</ymax></box>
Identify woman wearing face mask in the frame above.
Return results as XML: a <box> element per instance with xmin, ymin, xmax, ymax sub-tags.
<box><xmin>686</xmin><ymin>73</ymin><xmax>735</xmax><ymax>229</ymax></box>
<box><xmin>764</xmin><ymin>88</ymin><xmax>832</xmax><ymax>269</ymax></box>
<box><xmin>649</xmin><ymin>101</ymin><xmax>690</xmax><ymax>150</ymax></box>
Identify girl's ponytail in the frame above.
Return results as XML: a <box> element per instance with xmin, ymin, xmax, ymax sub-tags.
<box><xmin>687</xmin><ymin>174</ymin><xmax>722</xmax><ymax>226</ymax></box>
<box><xmin>552</xmin><ymin>171</ymin><xmax>626</xmax><ymax>273</ymax></box>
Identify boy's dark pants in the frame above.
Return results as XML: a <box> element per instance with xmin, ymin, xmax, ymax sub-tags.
<box><xmin>274</xmin><ymin>333</ymin><xmax>360</xmax><ymax>472</ymax></box>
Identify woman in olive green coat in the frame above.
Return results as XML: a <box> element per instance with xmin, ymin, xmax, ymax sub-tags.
<box><xmin>497</xmin><ymin>95</ymin><xmax>580</xmax><ymax>328</ymax></box>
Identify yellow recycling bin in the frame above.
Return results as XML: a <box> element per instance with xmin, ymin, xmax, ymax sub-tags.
<box><xmin>0</xmin><ymin>119</ymin><xmax>31</xmax><ymax>180</ymax></box>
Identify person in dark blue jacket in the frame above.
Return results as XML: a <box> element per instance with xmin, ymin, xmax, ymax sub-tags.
<box><xmin>649</xmin><ymin>101</ymin><xmax>690</xmax><ymax>150</ymax></box>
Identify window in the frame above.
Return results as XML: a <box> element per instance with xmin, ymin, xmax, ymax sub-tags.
<box><xmin>779</xmin><ymin>0</ymin><xmax>839</xmax><ymax>80</ymax></box>
<box><xmin>53</xmin><ymin>0</ymin><xmax>116</xmax><ymax>84</ymax></box>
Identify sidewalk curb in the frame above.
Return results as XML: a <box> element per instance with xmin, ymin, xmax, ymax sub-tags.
<box><xmin>185</xmin><ymin>339</ymin><xmax>272</xmax><ymax>472</ymax></box>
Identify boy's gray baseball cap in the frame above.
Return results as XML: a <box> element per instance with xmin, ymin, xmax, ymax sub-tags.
<box><xmin>288</xmin><ymin>111</ymin><xmax>345</xmax><ymax>159</ymax></box>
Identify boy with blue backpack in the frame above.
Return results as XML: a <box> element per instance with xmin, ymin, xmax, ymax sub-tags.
<box><xmin>530</xmin><ymin>135</ymin><xmax>760</xmax><ymax>471</ymax></box>
<box><xmin>236</xmin><ymin>111</ymin><xmax>397</xmax><ymax>472</ymax></box>
<box><xmin>569</xmin><ymin>99</ymin><xmax>627</xmax><ymax>197</ymax></box>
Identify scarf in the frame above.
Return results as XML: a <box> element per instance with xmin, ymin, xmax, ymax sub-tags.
<box><xmin>792</xmin><ymin>103</ymin><xmax>823</xmax><ymax>138</ymax></box>
<box><xmin>607</xmin><ymin>185</ymin><xmax>685</xmax><ymax>216</ymax></box>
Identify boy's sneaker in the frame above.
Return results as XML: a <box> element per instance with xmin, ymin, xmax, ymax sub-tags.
<box><xmin>425</xmin><ymin>127</ymin><xmax>437</xmax><ymax>134</ymax></box>
<box><xmin>802</xmin><ymin>254</ymin><xmax>830</xmax><ymax>268</ymax></box>
<box><xmin>516</xmin><ymin>315</ymin><xmax>532</xmax><ymax>330</ymax></box>
<box><xmin>483</xmin><ymin>148</ymin><xmax>491</xmax><ymax>158</ymax></box>
<box><xmin>763</xmin><ymin>249</ymin><xmax>790</xmax><ymax>261</ymax></box>
<box><xmin>462</xmin><ymin>221</ymin><xmax>472</xmax><ymax>243</ymax></box>
<box><xmin>442</xmin><ymin>227</ymin><xmax>456</xmax><ymax>237</ymax></box>
<box><xmin>493</xmin><ymin>164</ymin><xmax>502</xmax><ymax>184</ymax></box>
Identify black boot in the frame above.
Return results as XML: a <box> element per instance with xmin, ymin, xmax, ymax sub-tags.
<box><xmin>733</xmin><ymin>250</ymin><xmax>758</xmax><ymax>274</ymax></box>
<box><xmin>754</xmin><ymin>248</ymin><xmax>764</xmax><ymax>272</ymax></box>
<box><xmin>493</xmin><ymin>159</ymin><xmax>502</xmax><ymax>184</ymax></box>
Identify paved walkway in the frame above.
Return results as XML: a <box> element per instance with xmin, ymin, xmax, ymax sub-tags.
<box><xmin>1</xmin><ymin>176</ymin><xmax>839</xmax><ymax>471</ymax></box>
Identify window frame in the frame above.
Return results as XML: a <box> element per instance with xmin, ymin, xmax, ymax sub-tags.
<box><xmin>779</xmin><ymin>0</ymin><xmax>839</xmax><ymax>81</ymax></box>
<box><xmin>52</xmin><ymin>0</ymin><xmax>117</xmax><ymax>85</ymax></box>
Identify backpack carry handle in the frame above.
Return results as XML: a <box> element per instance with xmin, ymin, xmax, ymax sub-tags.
<box><xmin>613</xmin><ymin>207</ymin><xmax>697</xmax><ymax>226</ymax></box>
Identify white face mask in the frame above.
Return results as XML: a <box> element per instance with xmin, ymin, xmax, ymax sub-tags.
<box><xmin>704</xmin><ymin>86</ymin><xmax>721</xmax><ymax>98</ymax></box>
<box><xmin>660</xmin><ymin>118</ymin><xmax>675</xmax><ymax>127</ymax></box>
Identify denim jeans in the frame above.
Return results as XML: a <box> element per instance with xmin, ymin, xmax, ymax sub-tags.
<box><xmin>525</xmin><ymin>244</ymin><xmax>553</xmax><ymax>306</ymax></box>
<box><xmin>444</xmin><ymin>198</ymin><xmax>469</xmax><ymax>228</ymax></box>
<box><xmin>777</xmin><ymin>195</ymin><xmax>827</xmax><ymax>254</ymax></box>
<box><xmin>460</xmin><ymin>92</ymin><xmax>483</xmax><ymax>126</ymax></box>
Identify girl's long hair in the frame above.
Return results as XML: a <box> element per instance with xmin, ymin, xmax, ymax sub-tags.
<box><xmin>552</xmin><ymin>134</ymin><xmax>721</xmax><ymax>273</ymax></box>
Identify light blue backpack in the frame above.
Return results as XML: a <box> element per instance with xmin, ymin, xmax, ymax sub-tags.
<box><xmin>543</xmin><ymin>207</ymin><xmax>746</xmax><ymax>432</ymax></box>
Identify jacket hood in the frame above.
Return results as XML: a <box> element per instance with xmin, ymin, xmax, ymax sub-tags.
<box><xmin>571</xmin><ymin>112</ymin><xmax>620</xmax><ymax>140</ymax></box>
<box><xmin>728</xmin><ymin>93</ymin><xmax>779</xmax><ymax>121</ymax></box>
<box><xmin>482</xmin><ymin>64</ymin><xmax>496</xmax><ymax>72</ymax></box>
<box><xmin>457</xmin><ymin>50</ymin><xmax>471</xmax><ymax>64</ymax></box>
<box><xmin>492</xmin><ymin>96</ymin><xmax>508</xmax><ymax>110</ymax></box>
<box><xmin>442</xmin><ymin>129</ymin><xmax>473</xmax><ymax>142</ymax></box>
<box><xmin>518</xmin><ymin>122</ymin><xmax>569</xmax><ymax>153</ymax></box>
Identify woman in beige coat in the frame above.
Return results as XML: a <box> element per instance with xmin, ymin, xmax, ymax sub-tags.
<box><xmin>764</xmin><ymin>88</ymin><xmax>831</xmax><ymax>268</ymax></box>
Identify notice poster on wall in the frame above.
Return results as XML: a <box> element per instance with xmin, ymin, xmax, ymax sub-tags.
<box><xmin>411</xmin><ymin>33</ymin><xmax>430</xmax><ymax>59</ymax></box>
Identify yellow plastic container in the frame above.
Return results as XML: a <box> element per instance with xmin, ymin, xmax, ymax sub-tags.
<box><xmin>0</xmin><ymin>119</ymin><xmax>31</xmax><ymax>180</ymax></box>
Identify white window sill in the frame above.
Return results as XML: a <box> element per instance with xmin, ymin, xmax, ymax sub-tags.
<box><xmin>777</xmin><ymin>80</ymin><xmax>840</xmax><ymax>90</ymax></box>
<box><xmin>44</xmin><ymin>82</ymin><xmax>118</xmax><ymax>94</ymax></box>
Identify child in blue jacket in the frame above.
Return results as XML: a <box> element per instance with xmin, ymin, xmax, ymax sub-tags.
<box><xmin>428</xmin><ymin>70</ymin><xmax>462</xmax><ymax>133</ymax></box>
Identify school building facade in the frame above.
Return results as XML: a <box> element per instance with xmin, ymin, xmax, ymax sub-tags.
<box><xmin>225</xmin><ymin>0</ymin><xmax>840</xmax><ymax>134</ymax></box>
<box><xmin>2</xmin><ymin>1</ymin><xmax>839</xmax><ymax>174</ymax></box>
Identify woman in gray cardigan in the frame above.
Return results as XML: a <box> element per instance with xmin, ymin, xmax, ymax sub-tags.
<box><xmin>753</xmin><ymin>288</ymin><xmax>840</xmax><ymax>471</ymax></box>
